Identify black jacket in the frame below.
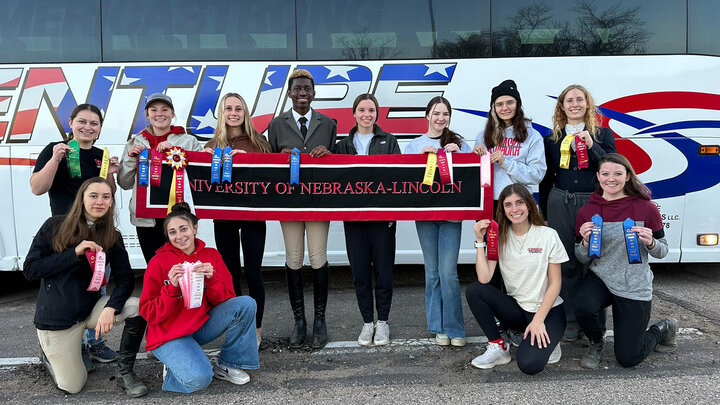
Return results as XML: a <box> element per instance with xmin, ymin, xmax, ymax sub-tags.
<box><xmin>334</xmin><ymin>125</ymin><xmax>401</xmax><ymax>155</ymax></box>
<box><xmin>23</xmin><ymin>216</ymin><xmax>135</xmax><ymax>330</ymax></box>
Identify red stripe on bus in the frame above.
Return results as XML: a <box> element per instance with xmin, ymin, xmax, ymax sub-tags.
<box><xmin>0</xmin><ymin>158</ymin><xmax>37</xmax><ymax>166</ymax></box>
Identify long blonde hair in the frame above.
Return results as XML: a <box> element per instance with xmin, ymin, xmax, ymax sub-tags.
<box><xmin>551</xmin><ymin>84</ymin><xmax>601</xmax><ymax>142</ymax></box>
<box><xmin>211</xmin><ymin>93</ymin><xmax>270</xmax><ymax>152</ymax></box>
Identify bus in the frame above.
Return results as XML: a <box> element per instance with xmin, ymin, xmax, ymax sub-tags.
<box><xmin>1</xmin><ymin>0</ymin><xmax>719</xmax><ymax>270</ymax></box>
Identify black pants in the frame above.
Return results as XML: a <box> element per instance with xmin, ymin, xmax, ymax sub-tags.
<box><xmin>214</xmin><ymin>220</ymin><xmax>266</xmax><ymax>328</ymax></box>
<box><xmin>466</xmin><ymin>281</ymin><xmax>566</xmax><ymax>375</ymax></box>
<box><xmin>136</xmin><ymin>221</ymin><xmax>166</xmax><ymax>265</ymax></box>
<box><xmin>575</xmin><ymin>272</ymin><xmax>661</xmax><ymax>368</ymax></box>
<box><xmin>343</xmin><ymin>221</ymin><xmax>396</xmax><ymax>323</ymax></box>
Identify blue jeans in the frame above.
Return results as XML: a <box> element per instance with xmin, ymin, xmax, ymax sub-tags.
<box><xmin>85</xmin><ymin>285</ymin><xmax>107</xmax><ymax>346</ymax></box>
<box><xmin>151</xmin><ymin>296</ymin><xmax>259</xmax><ymax>393</ymax></box>
<box><xmin>415</xmin><ymin>221</ymin><xmax>465</xmax><ymax>339</ymax></box>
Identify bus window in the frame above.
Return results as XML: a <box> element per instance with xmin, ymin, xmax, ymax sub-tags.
<box><xmin>101</xmin><ymin>0</ymin><xmax>296</xmax><ymax>61</ymax></box>
<box><xmin>0</xmin><ymin>0</ymin><xmax>101</xmax><ymax>63</ymax></box>
<box><xmin>689</xmin><ymin>0</ymin><xmax>720</xmax><ymax>56</ymax></box>
<box><xmin>431</xmin><ymin>0</ymin><xmax>491</xmax><ymax>58</ymax></box>
<box><xmin>491</xmin><ymin>0</ymin><xmax>686</xmax><ymax>57</ymax></box>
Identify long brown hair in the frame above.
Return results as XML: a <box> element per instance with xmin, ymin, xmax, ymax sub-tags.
<box><xmin>597</xmin><ymin>153</ymin><xmax>651</xmax><ymax>200</ymax></box>
<box><xmin>483</xmin><ymin>98</ymin><xmax>530</xmax><ymax>149</ymax></box>
<box><xmin>495</xmin><ymin>183</ymin><xmax>545</xmax><ymax>252</ymax></box>
<box><xmin>210</xmin><ymin>93</ymin><xmax>270</xmax><ymax>152</ymax></box>
<box><xmin>551</xmin><ymin>84</ymin><xmax>601</xmax><ymax>142</ymax></box>
<box><xmin>351</xmin><ymin>93</ymin><xmax>380</xmax><ymax>134</ymax></box>
<box><xmin>52</xmin><ymin>177</ymin><xmax>117</xmax><ymax>252</ymax></box>
<box><xmin>425</xmin><ymin>96</ymin><xmax>464</xmax><ymax>148</ymax></box>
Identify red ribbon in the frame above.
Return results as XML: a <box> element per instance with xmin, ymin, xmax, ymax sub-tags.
<box><xmin>150</xmin><ymin>150</ymin><xmax>163</xmax><ymax>187</ymax></box>
<box><xmin>576</xmin><ymin>138</ymin><xmax>589</xmax><ymax>169</ymax></box>
<box><xmin>86</xmin><ymin>250</ymin><xmax>107</xmax><ymax>291</ymax></box>
<box><xmin>486</xmin><ymin>220</ymin><xmax>499</xmax><ymax>261</ymax></box>
<box><xmin>436</xmin><ymin>148</ymin><xmax>452</xmax><ymax>185</ymax></box>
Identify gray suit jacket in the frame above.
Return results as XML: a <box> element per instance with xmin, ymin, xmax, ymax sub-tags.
<box><xmin>268</xmin><ymin>108</ymin><xmax>337</xmax><ymax>153</ymax></box>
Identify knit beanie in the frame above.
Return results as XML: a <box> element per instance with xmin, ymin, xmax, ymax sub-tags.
<box><xmin>490</xmin><ymin>79</ymin><xmax>521</xmax><ymax>108</ymax></box>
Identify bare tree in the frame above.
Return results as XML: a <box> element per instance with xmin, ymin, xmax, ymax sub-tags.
<box><xmin>336</xmin><ymin>27</ymin><xmax>402</xmax><ymax>60</ymax></box>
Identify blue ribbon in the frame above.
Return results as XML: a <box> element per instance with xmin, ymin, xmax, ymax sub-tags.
<box><xmin>211</xmin><ymin>147</ymin><xmax>222</xmax><ymax>184</ymax></box>
<box><xmin>623</xmin><ymin>218</ymin><xmax>642</xmax><ymax>264</ymax></box>
<box><xmin>290</xmin><ymin>147</ymin><xmax>300</xmax><ymax>185</ymax></box>
<box><xmin>138</xmin><ymin>149</ymin><xmax>149</xmax><ymax>186</ymax></box>
<box><xmin>222</xmin><ymin>146</ymin><xmax>233</xmax><ymax>183</ymax></box>
<box><xmin>588</xmin><ymin>214</ymin><xmax>602</xmax><ymax>259</ymax></box>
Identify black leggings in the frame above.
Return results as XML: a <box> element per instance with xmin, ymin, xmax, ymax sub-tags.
<box><xmin>466</xmin><ymin>281</ymin><xmax>566</xmax><ymax>375</ymax></box>
<box><xmin>136</xmin><ymin>221</ymin><xmax>167</xmax><ymax>265</ymax></box>
<box><xmin>213</xmin><ymin>220</ymin><xmax>266</xmax><ymax>328</ymax></box>
<box><xmin>575</xmin><ymin>271</ymin><xmax>661</xmax><ymax>368</ymax></box>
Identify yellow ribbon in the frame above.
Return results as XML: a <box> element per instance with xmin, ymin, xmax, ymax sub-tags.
<box><xmin>99</xmin><ymin>148</ymin><xmax>110</xmax><ymax>179</ymax></box>
<box><xmin>422</xmin><ymin>153</ymin><xmax>437</xmax><ymax>186</ymax></box>
<box><xmin>559</xmin><ymin>134</ymin><xmax>575</xmax><ymax>169</ymax></box>
<box><xmin>166</xmin><ymin>147</ymin><xmax>187</xmax><ymax>213</ymax></box>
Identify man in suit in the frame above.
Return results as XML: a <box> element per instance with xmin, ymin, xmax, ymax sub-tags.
<box><xmin>268</xmin><ymin>69</ymin><xmax>337</xmax><ymax>349</ymax></box>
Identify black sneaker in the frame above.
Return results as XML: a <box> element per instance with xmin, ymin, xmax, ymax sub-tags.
<box><xmin>580</xmin><ymin>339</ymin><xmax>604</xmax><ymax>369</ymax></box>
<box><xmin>81</xmin><ymin>344</ymin><xmax>96</xmax><ymax>372</ymax></box>
<box><xmin>88</xmin><ymin>341</ymin><xmax>119</xmax><ymax>363</ymax></box>
<box><xmin>653</xmin><ymin>318</ymin><xmax>678</xmax><ymax>353</ymax></box>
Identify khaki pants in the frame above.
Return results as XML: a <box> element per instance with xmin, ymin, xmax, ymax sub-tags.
<box><xmin>36</xmin><ymin>296</ymin><xmax>140</xmax><ymax>394</ymax></box>
<box><xmin>280</xmin><ymin>221</ymin><xmax>330</xmax><ymax>269</ymax></box>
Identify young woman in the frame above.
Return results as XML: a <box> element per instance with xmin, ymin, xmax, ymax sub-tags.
<box><xmin>203</xmin><ymin>93</ymin><xmax>271</xmax><ymax>346</ymax></box>
<box><xmin>472</xmin><ymin>80</ymin><xmax>546</xmax><ymax>202</ymax></box>
<box><xmin>23</xmin><ymin>177</ymin><xmax>147</xmax><ymax>397</ymax></box>
<box><xmin>574</xmin><ymin>153</ymin><xmax>676</xmax><ymax>369</ymax></box>
<box><xmin>139</xmin><ymin>203</ymin><xmax>259</xmax><ymax>394</ymax></box>
<box><xmin>466</xmin><ymin>183</ymin><xmax>567</xmax><ymax>374</ymax></box>
<box><xmin>404</xmin><ymin>96</ymin><xmax>470</xmax><ymax>347</ymax></box>
<box><xmin>118</xmin><ymin>93</ymin><xmax>203</xmax><ymax>265</ymax></box>
<box><xmin>539</xmin><ymin>85</ymin><xmax>617</xmax><ymax>341</ymax></box>
<box><xmin>30</xmin><ymin>103</ymin><xmax>121</xmax><ymax>368</ymax></box>
<box><xmin>335</xmin><ymin>94</ymin><xmax>400</xmax><ymax>346</ymax></box>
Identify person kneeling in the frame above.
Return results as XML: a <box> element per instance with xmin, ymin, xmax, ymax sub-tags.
<box><xmin>466</xmin><ymin>184</ymin><xmax>568</xmax><ymax>375</ymax></box>
<box><xmin>139</xmin><ymin>203</ymin><xmax>259</xmax><ymax>393</ymax></box>
<box><xmin>23</xmin><ymin>177</ymin><xmax>147</xmax><ymax>397</ymax></box>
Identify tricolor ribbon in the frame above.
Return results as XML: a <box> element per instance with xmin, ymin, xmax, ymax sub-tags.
<box><xmin>623</xmin><ymin>218</ymin><xmax>642</xmax><ymax>264</ymax></box>
<box><xmin>99</xmin><ymin>148</ymin><xmax>110</xmax><ymax>179</ymax></box>
<box><xmin>422</xmin><ymin>152</ymin><xmax>437</xmax><ymax>186</ymax></box>
<box><xmin>150</xmin><ymin>149</ymin><xmax>163</xmax><ymax>187</ymax></box>
<box><xmin>588</xmin><ymin>214</ymin><xmax>602</xmax><ymax>259</ymax></box>
<box><xmin>86</xmin><ymin>250</ymin><xmax>107</xmax><ymax>291</ymax></box>
<box><xmin>436</xmin><ymin>148</ymin><xmax>452</xmax><ymax>185</ymax></box>
<box><xmin>480</xmin><ymin>152</ymin><xmax>491</xmax><ymax>187</ymax></box>
<box><xmin>290</xmin><ymin>147</ymin><xmax>300</xmax><ymax>185</ymax></box>
<box><xmin>222</xmin><ymin>146</ymin><xmax>233</xmax><ymax>183</ymax></box>
<box><xmin>576</xmin><ymin>137</ymin><xmax>589</xmax><ymax>169</ymax></box>
<box><xmin>210</xmin><ymin>147</ymin><xmax>222</xmax><ymax>184</ymax></box>
<box><xmin>68</xmin><ymin>139</ymin><xmax>81</xmax><ymax>178</ymax></box>
<box><xmin>486</xmin><ymin>220</ymin><xmax>499</xmax><ymax>261</ymax></box>
<box><xmin>138</xmin><ymin>149</ymin><xmax>149</xmax><ymax>186</ymax></box>
<box><xmin>166</xmin><ymin>147</ymin><xmax>188</xmax><ymax>213</ymax></box>
<box><xmin>559</xmin><ymin>133</ymin><xmax>574</xmax><ymax>169</ymax></box>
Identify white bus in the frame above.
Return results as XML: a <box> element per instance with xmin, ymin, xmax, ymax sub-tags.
<box><xmin>1</xmin><ymin>0</ymin><xmax>719</xmax><ymax>270</ymax></box>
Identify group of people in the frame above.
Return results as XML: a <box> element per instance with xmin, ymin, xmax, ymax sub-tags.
<box><xmin>23</xmin><ymin>69</ymin><xmax>678</xmax><ymax>397</ymax></box>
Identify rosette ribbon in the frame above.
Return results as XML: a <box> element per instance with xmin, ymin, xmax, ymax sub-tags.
<box><xmin>166</xmin><ymin>147</ymin><xmax>188</xmax><ymax>213</ymax></box>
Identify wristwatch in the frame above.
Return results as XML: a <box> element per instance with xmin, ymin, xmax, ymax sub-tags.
<box><xmin>474</xmin><ymin>241</ymin><xmax>486</xmax><ymax>249</ymax></box>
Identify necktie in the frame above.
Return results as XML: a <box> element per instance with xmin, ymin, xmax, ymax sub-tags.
<box><xmin>299</xmin><ymin>116</ymin><xmax>308</xmax><ymax>139</ymax></box>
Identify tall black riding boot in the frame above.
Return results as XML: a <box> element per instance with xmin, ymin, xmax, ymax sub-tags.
<box><xmin>115</xmin><ymin>316</ymin><xmax>148</xmax><ymax>398</ymax></box>
<box><xmin>311</xmin><ymin>263</ymin><xmax>329</xmax><ymax>348</ymax></box>
<box><xmin>286</xmin><ymin>266</ymin><xmax>307</xmax><ymax>348</ymax></box>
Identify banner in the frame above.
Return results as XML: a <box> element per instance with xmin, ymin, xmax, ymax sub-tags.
<box><xmin>136</xmin><ymin>151</ymin><xmax>493</xmax><ymax>221</ymax></box>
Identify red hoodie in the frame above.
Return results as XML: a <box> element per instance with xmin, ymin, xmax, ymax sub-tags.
<box><xmin>139</xmin><ymin>238</ymin><xmax>235</xmax><ymax>351</ymax></box>
<box><xmin>140</xmin><ymin>125</ymin><xmax>186</xmax><ymax>149</ymax></box>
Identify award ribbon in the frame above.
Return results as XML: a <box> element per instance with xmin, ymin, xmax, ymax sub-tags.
<box><xmin>210</xmin><ymin>147</ymin><xmax>222</xmax><ymax>184</ymax></box>
<box><xmin>576</xmin><ymin>137</ymin><xmax>589</xmax><ymax>169</ymax></box>
<box><xmin>150</xmin><ymin>150</ymin><xmax>163</xmax><ymax>187</ymax></box>
<box><xmin>166</xmin><ymin>147</ymin><xmax>188</xmax><ymax>213</ymax></box>
<box><xmin>422</xmin><ymin>152</ymin><xmax>437</xmax><ymax>186</ymax></box>
<box><xmin>67</xmin><ymin>139</ymin><xmax>81</xmax><ymax>178</ymax></box>
<box><xmin>86</xmin><ymin>250</ymin><xmax>107</xmax><ymax>291</ymax></box>
<box><xmin>559</xmin><ymin>133</ymin><xmax>575</xmax><ymax>169</ymax></box>
<box><xmin>480</xmin><ymin>152</ymin><xmax>491</xmax><ymax>187</ymax></box>
<box><xmin>180</xmin><ymin>261</ymin><xmax>204</xmax><ymax>309</ymax></box>
<box><xmin>222</xmin><ymin>146</ymin><xmax>233</xmax><ymax>183</ymax></box>
<box><xmin>290</xmin><ymin>147</ymin><xmax>300</xmax><ymax>185</ymax></box>
<box><xmin>436</xmin><ymin>148</ymin><xmax>452</xmax><ymax>185</ymax></box>
<box><xmin>588</xmin><ymin>214</ymin><xmax>602</xmax><ymax>259</ymax></box>
<box><xmin>623</xmin><ymin>218</ymin><xmax>642</xmax><ymax>264</ymax></box>
<box><xmin>99</xmin><ymin>148</ymin><xmax>110</xmax><ymax>179</ymax></box>
<box><xmin>138</xmin><ymin>149</ymin><xmax>149</xmax><ymax>186</ymax></box>
<box><xmin>486</xmin><ymin>220</ymin><xmax>499</xmax><ymax>261</ymax></box>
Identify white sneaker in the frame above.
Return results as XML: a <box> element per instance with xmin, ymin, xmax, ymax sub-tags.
<box><xmin>374</xmin><ymin>322</ymin><xmax>390</xmax><ymax>346</ymax></box>
<box><xmin>435</xmin><ymin>333</ymin><xmax>450</xmax><ymax>346</ymax></box>
<box><xmin>358</xmin><ymin>322</ymin><xmax>375</xmax><ymax>346</ymax></box>
<box><xmin>471</xmin><ymin>342</ymin><xmax>511</xmax><ymax>369</ymax></box>
<box><xmin>451</xmin><ymin>337</ymin><xmax>467</xmax><ymax>347</ymax></box>
<box><xmin>548</xmin><ymin>344</ymin><xmax>562</xmax><ymax>364</ymax></box>
<box><xmin>212</xmin><ymin>358</ymin><xmax>250</xmax><ymax>385</ymax></box>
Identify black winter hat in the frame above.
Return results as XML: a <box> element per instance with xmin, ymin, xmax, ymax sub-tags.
<box><xmin>490</xmin><ymin>79</ymin><xmax>521</xmax><ymax>108</ymax></box>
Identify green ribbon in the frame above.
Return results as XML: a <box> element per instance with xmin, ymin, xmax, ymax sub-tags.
<box><xmin>67</xmin><ymin>139</ymin><xmax>81</xmax><ymax>178</ymax></box>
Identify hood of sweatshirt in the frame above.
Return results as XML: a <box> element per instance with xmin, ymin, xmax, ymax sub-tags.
<box><xmin>156</xmin><ymin>238</ymin><xmax>207</xmax><ymax>261</ymax></box>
